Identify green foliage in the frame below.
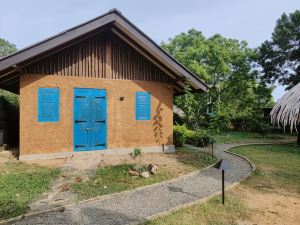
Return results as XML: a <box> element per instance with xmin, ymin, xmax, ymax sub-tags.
<box><xmin>258</xmin><ymin>10</ymin><xmax>300</xmax><ymax>89</ymax></box>
<box><xmin>0</xmin><ymin>90</ymin><xmax>19</xmax><ymax>146</ymax></box>
<box><xmin>173</xmin><ymin>124</ymin><xmax>215</xmax><ymax>147</ymax></box>
<box><xmin>163</xmin><ymin>29</ymin><xmax>273</xmax><ymax>131</ymax></box>
<box><xmin>0</xmin><ymin>89</ymin><xmax>19</xmax><ymax>107</ymax></box>
<box><xmin>173</xmin><ymin>124</ymin><xmax>194</xmax><ymax>147</ymax></box>
<box><xmin>173</xmin><ymin>124</ymin><xmax>195</xmax><ymax>138</ymax></box>
<box><xmin>130</xmin><ymin>147</ymin><xmax>142</xmax><ymax>160</ymax></box>
<box><xmin>0</xmin><ymin>162</ymin><xmax>60</xmax><ymax>219</ymax></box>
<box><xmin>0</xmin><ymin>38</ymin><xmax>16</xmax><ymax>58</ymax></box>
<box><xmin>215</xmin><ymin>130</ymin><xmax>292</xmax><ymax>144</ymax></box>
<box><xmin>188</xmin><ymin>130</ymin><xmax>212</xmax><ymax>147</ymax></box>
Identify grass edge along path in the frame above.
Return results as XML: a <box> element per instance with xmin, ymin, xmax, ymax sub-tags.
<box><xmin>0</xmin><ymin>162</ymin><xmax>60</xmax><ymax>220</ymax></box>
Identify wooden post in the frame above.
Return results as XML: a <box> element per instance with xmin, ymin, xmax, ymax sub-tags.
<box><xmin>222</xmin><ymin>170</ymin><xmax>225</xmax><ymax>204</ymax></box>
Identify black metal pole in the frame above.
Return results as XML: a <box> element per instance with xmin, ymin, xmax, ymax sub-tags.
<box><xmin>222</xmin><ymin>169</ymin><xmax>225</xmax><ymax>204</ymax></box>
<box><xmin>211</xmin><ymin>142</ymin><xmax>214</xmax><ymax>157</ymax></box>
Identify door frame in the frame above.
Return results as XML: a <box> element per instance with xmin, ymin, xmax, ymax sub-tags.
<box><xmin>73</xmin><ymin>88</ymin><xmax>107</xmax><ymax>152</ymax></box>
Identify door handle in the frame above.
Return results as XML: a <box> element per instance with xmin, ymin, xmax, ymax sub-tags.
<box><xmin>75</xmin><ymin>120</ymin><xmax>86</xmax><ymax>123</ymax></box>
<box><xmin>94</xmin><ymin>144</ymin><xmax>105</xmax><ymax>146</ymax></box>
<box><xmin>75</xmin><ymin>144</ymin><xmax>86</xmax><ymax>148</ymax></box>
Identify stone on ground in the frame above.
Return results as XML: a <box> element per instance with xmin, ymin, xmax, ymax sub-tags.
<box><xmin>141</xmin><ymin>171</ymin><xmax>150</xmax><ymax>178</ymax></box>
<box><xmin>148</xmin><ymin>164</ymin><xmax>158</xmax><ymax>174</ymax></box>
<box><xmin>128</xmin><ymin>170</ymin><xmax>139</xmax><ymax>176</ymax></box>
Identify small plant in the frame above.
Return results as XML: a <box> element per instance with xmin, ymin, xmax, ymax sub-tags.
<box><xmin>130</xmin><ymin>147</ymin><xmax>142</xmax><ymax>160</ymax></box>
<box><xmin>129</xmin><ymin>147</ymin><xmax>144</xmax><ymax>173</ymax></box>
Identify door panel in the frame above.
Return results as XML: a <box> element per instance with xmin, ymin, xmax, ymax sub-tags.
<box><xmin>90</xmin><ymin>91</ymin><xmax>106</xmax><ymax>148</ymax></box>
<box><xmin>74</xmin><ymin>88</ymin><xmax>107</xmax><ymax>151</ymax></box>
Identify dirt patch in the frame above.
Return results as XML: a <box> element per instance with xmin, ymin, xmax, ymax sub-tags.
<box><xmin>0</xmin><ymin>149</ymin><xmax>18</xmax><ymax>163</ymax></box>
<box><xmin>233</xmin><ymin>186</ymin><xmax>300</xmax><ymax>225</ymax></box>
<box><xmin>24</xmin><ymin>152</ymin><xmax>198</xmax><ymax>176</ymax></box>
<box><xmin>25</xmin><ymin>158</ymin><xmax>67</xmax><ymax>168</ymax></box>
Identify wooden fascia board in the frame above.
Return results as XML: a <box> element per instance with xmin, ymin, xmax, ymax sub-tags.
<box><xmin>113</xmin><ymin>14</ymin><xmax>208</xmax><ymax>92</ymax></box>
<box><xmin>0</xmin><ymin>14</ymin><xmax>114</xmax><ymax>72</ymax></box>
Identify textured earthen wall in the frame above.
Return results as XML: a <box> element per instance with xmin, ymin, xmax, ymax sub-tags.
<box><xmin>20</xmin><ymin>74</ymin><xmax>173</xmax><ymax>155</ymax></box>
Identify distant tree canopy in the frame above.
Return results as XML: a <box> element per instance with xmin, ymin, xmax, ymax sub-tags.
<box><xmin>258</xmin><ymin>10</ymin><xmax>300</xmax><ymax>90</ymax></box>
<box><xmin>0</xmin><ymin>38</ymin><xmax>17</xmax><ymax>58</ymax></box>
<box><xmin>162</xmin><ymin>29</ymin><xmax>273</xmax><ymax>130</ymax></box>
<box><xmin>0</xmin><ymin>38</ymin><xmax>18</xmax><ymax>105</ymax></box>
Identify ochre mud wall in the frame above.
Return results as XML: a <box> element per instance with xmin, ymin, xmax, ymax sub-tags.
<box><xmin>20</xmin><ymin>74</ymin><xmax>173</xmax><ymax>155</ymax></box>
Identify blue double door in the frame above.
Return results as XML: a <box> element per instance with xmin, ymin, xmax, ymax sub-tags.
<box><xmin>74</xmin><ymin>88</ymin><xmax>107</xmax><ymax>151</ymax></box>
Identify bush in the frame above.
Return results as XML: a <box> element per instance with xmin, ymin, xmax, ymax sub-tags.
<box><xmin>207</xmin><ymin>113</ymin><xmax>229</xmax><ymax>132</ymax></box>
<box><xmin>189</xmin><ymin>130</ymin><xmax>214</xmax><ymax>147</ymax></box>
<box><xmin>173</xmin><ymin>124</ymin><xmax>215</xmax><ymax>147</ymax></box>
<box><xmin>173</xmin><ymin>124</ymin><xmax>194</xmax><ymax>147</ymax></box>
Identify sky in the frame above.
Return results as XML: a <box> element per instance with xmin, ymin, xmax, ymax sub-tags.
<box><xmin>0</xmin><ymin>0</ymin><xmax>299</xmax><ymax>100</ymax></box>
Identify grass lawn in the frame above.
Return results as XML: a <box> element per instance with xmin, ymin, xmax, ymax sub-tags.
<box><xmin>145</xmin><ymin>144</ymin><xmax>300</xmax><ymax>225</ymax></box>
<box><xmin>0</xmin><ymin>162</ymin><xmax>60</xmax><ymax>220</ymax></box>
<box><xmin>174</xmin><ymin>146</ymin><xmax>216</xmax><ymax>172</ymax></box>
<box><xmin>215</xmin><ymin>130</ymin><xmax>294</xmax><ymax>144</ymax></box>
<box><xmin>231</xmin><ymin>144</ymin><xmax>300</xmax><ymax>194</ymax></box>
<box><xmin>72</xmin><ymin>147</ymin><xmax>216</xmax><ymax>200</ymax></box>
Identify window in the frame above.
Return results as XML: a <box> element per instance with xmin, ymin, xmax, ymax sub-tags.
<box><xmin>38</xmin><ymin>88</ymin><xmax>60</xmax><ymax>122</ymax></box>
<box><xmin>136</xmin><ymin>92</ymin><xmax>151</xmax><ymax>120</ymax></box>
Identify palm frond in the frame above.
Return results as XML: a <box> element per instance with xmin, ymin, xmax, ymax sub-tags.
<box><xmin>270</xmin><ymin>82</ymin><xmax>300</xmax><ymax>133</ymax></box>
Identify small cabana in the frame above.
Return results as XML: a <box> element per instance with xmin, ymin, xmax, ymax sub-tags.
<box><xmin>270</xmin><ymin>82</ymin><xmax>300</xmax><ymax>145</ymax></box>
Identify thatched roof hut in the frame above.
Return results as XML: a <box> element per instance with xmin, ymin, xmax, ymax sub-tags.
<box><xmin>270</xmin><ymin>82</ymin><xmax>300</xmax><ymax>144</ymax></box>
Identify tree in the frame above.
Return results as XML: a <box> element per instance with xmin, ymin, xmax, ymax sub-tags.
<box><xmin>0</xmin><ymin>38</ymin><xmax>18</xmax><ymax>106</ymax></box>
<box><xmin>0</xmin><ymin>38</ymin><xmax>17</xmax><ymax>58</ymax></box>
<box><xmin>162</xmin><ymin>29</ymin><xmax>273</xmax><ymax>130</ymax></box>
<box><xmin>258</xmin><ymin>10</ymin><xmax>300</xmax><ymax>90</ymax></box>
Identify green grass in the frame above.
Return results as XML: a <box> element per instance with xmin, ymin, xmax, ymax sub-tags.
<box><xmin>72</xmin><ymin>147</ymin><xmax>217</xmax><ymax>200</ymax></box>
<box><xmin>145</xmin><ymin>144</ymin><xmax>300</xmax><ymax>225</ymax></box>
<box><xmin>72</xmin><ymin>164</ymin><xmax>175</xmax><ymax>199</ymax></box>
<box><xmin>175</xmin><ymin>146</ymin><xmax>217</xmax><ymax>171</ymax></box>
<box><xmin>144</xmin><ymin>194</ymin><xmax>249</xmax><ymax>225</ymax></box>
<box><xmin>215</xmin><ymin>130</ymin><xmax>293</xmax><ymax>144</ymax></box>
<box><xmin>0</xmin><ymin>162</ymin><xmax>60</xmax><ymax>219</ymax></box>
<box><xmin>231</xmin><ymin>144</ymin><xmax>300</xmax><ymax>193</ymax></box>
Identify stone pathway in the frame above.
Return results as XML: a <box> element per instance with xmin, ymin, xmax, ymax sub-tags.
<box><xmin>15</xmin><ymin>143</ymin><xmax>254</xmax><ymax>225</ymax></box>
<box><xmin>29</xmin><ymin>154</ymin><xmax>103</xmax><ymax>211</ymax></box>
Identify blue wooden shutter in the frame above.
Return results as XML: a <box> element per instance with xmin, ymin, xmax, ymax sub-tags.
<box><xmin>136</xmin><ymin>92</ymin><xmax>150</xmax><ymax>120</ymax></box>
<box><xmin>38</xmin><ymin>88</ymin><xmax>60</xmax><ymax>122</ymax></box>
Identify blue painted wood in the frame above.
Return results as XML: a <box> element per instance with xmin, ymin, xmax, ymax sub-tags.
<box><xmin>38</xmin><ymin>88</ymin><xmax>60</xmax><ymax>122</ymax></box>
<box><xmin>136</xmin><ymin>92</ymin><xmax>150</xmax><ymax>120</ymax></box>
<box><xmin>74</xmin><ymin>88</ymin><xmax>107</xmax><ymax>151</ymax></box>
